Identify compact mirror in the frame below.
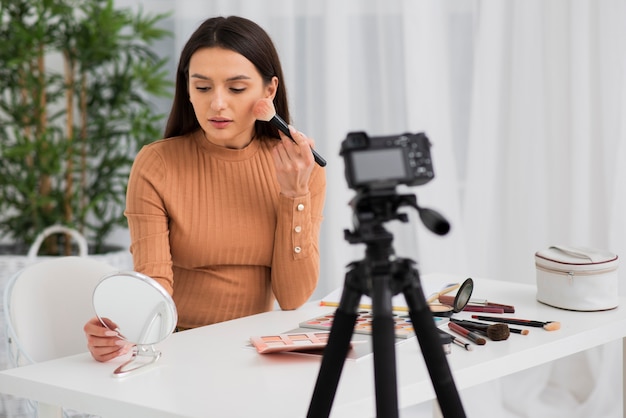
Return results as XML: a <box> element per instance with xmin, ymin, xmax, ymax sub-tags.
<box><xmin>429</xmin><ymin>278</ymin><xmax>474</xmax><ymax>317</ymax></box>
<box><xmin>93</xmin><ymin>271</ymin><xmax>177</xmax><ymax>377</ymax></box>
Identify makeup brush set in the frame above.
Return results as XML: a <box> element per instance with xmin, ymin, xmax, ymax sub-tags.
<box><xmin>441</xmin><ymin>314</ymin><xmax>560</xmax><ymax>351</ymax></box>
<box><xmin>431</xmin><ymin>277</ymin><xmax>562</xmax><ymax>351</ymax></box>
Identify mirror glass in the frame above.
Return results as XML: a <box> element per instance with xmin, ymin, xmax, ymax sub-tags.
<box><xmin>93</xmin><ymin>271</ymin><xmax>177</xmax><ymax>376</ymax></box>
<box><xmin>452</xmin><ymin>278</ymin><xmax>474</xmax><ymax>313</ymax></box>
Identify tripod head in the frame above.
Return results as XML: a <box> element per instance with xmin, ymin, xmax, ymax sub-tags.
<box><xmin>345</xmin><ymin>187</ymin><xmax>451</xmax><ymax>249</ymax></box>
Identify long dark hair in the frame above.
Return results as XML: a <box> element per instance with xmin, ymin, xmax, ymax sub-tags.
<box><xmin>164</xmin><ymin>16</ymin><xmax>289</xmax><ymax>139</ymax></box>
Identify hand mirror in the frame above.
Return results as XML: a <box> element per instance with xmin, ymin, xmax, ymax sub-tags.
<box><xmin>93</xmin><ymin>271</ymin><xmax>177</xmax><ymax>377</ymax></box>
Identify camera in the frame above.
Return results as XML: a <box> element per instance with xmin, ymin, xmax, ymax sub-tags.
<box><xmin>340</xmin><ymin>131</ymin><xmax>434</xmax><ymax>191</ymax></box>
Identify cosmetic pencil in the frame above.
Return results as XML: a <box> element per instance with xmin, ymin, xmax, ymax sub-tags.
<box><xmin>471</xmin><ymin>315</ymin><xmax>560</xmax><ymax>331</ymax></box>
<box><xmin>319</xmin><ymin>301</ymin><xmax>409</xmax><ymax>312</ymax></box>
<box><xmin>253</xmin><ymin>99</ymin><xmax>326</xmax><ymax>167</ymax></box>
<box><xmin>461</xmin><ymin>305</ymin><xmax>505</xmax><ymax>314</ymax></box>
<box><xmin>481</xmin><ymin>302</ymin><xmax>516</xmax><ymax>313</ymax></box>
<box><xmin>438</xmin><ymin>295</ymin><xmax>515</xmax><ymax>313</ymax></box>
<box><xmin>447</xmin><ymin>322</ymin><xmax>486</xmax><ymax>345</ymax></box>
<box><xmin>426</xmin><ymin>283</ymin><xmax>461</xmax><ymax>304</ymax></box>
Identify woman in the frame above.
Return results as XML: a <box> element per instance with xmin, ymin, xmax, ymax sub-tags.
<box><xmin>84</xmin><ymin>16</ymin><xmax>326</xmax><ymax>362</ymax></box>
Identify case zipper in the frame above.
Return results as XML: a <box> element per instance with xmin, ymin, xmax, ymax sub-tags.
<box><xmin>536</xmin><ymin>264</ymin><xmax>617</xmax><ymax>277</ymax></box>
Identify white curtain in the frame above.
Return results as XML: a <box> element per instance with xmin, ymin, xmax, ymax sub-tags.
<box><xmin>114</xmin><ymin>1</ymin><xmax>626</xmax><ymax>416</ymax></box>
<box><xmin>460</xmin><ymin>1</ymin><xmax>625</xmax><ymax>417</ymax></box>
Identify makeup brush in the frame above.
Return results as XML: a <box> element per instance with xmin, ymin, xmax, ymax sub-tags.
<box><xmin>471</xmin><ymin>315</ymin><xmax>561</xmax><ymax>331</ymax></box>
<box><xmin>438</xmin><ymin>329</ymin><xmax>473</xmax><ymax>351</ymax></box>
<box><xmin>253</xmin><ymin>99</ymin><xmax>327</xmax><ymax>167</ymax></box>
<box><xmin>450</xmin><ymin>319</ymin><xmax>510</xmax><ymax>341</ymax></box>
<box><xmin>447</xmin><ymin>322</ymin><xmax>486</xmax><ymax>345</ymax></box>
<box><xmin>508</xmin><ymin>327</ymin><xmax>530</xmax><ymax>335</ymax></box>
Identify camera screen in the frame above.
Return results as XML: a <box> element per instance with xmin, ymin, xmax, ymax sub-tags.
<box><xmin>352</xmin><ymin>148</ymin><xmax>406</xmax><ymax>184</ymax></box>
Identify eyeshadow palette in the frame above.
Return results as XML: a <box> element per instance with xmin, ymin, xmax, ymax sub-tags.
<box><xmin>299</xmin><ymin>310</ymin><xmax>448</xmax><ymax>339</ymax></box>
<box><xmin>250</xmin><ymin>332</ymin><xmax>334</xmax><ymax>354</ymax></box>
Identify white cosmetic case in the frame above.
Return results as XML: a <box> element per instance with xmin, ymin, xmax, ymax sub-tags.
<box><xmin>535</xmin><ymin>245</ymin><xmax>619</xmax><ymax>311</ymax></box>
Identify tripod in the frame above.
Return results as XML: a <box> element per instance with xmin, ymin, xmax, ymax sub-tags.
<box><xmin>307</xmin><ymin>190</ymin><xmax>466</xmax><ymax>418</ymax></box>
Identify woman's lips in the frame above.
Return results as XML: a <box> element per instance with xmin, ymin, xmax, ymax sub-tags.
<box><xmin>209</xmin><ymin>118</ymin><xmax>232</xmax><ymax>129</ymax></box>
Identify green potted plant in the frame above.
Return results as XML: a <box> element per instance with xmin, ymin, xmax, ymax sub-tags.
<box><xmin>0</xmin><ymin>0</ymin><xmax>172</xmax><ymax>256</ymax></box>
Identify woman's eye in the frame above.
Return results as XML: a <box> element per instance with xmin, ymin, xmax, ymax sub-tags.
<box><xmin>196</xmin><ymin>86</ymin><xmax>210</xmax><ymax>92</ymax></box>
<box><xmin>230</xmin><ymin>87</ymin><xmax>246</xmax><ymax>93</ymax></box>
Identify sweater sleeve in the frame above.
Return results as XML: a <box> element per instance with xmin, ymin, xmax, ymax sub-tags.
<box><xmin>271</xmin><ymin>164</ymin><xmax>326</xmax><ymax>309</ymax></box>
<box><xmin>124</xmin><ymin>145</ymin><xmax>174</xmax><ymax>295</ymax></box>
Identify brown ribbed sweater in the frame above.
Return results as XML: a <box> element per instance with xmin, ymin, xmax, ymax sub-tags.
<box><xmin>125</xmin><ymin>130</ymin><xmax>326</xmax><ymax>329</ymax></box>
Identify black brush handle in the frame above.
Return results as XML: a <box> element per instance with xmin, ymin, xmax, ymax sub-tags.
<box><xmin>471</xmin><ymin>315</ymin><xmax>548</xmax><ymax>328</ymax></box>
<box><xmin>270</xmin><ymin>115</ymin><xmax>327</xmax><ymax>167</ymax></box>
<box><xmin>451</xmin><ymin>318</ymin><xmax>489</xmax><ymax>330</ymax></box>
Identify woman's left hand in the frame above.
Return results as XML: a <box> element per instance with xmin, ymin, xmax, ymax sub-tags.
<box><xmin>272</xmin><ymin>126</ymin><xmax>316</xmax><ymax>197</ymax></box>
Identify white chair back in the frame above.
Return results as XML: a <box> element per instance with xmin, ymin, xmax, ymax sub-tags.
<box><xmin>4</xmin><ymin>256</ymin><xmax>118</xmax><ymax>367</ymax></box>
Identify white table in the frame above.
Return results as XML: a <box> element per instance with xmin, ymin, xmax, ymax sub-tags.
<box><xmin>0</xmin><ymin>274</ymin><xmax>625</xmax><ymax>418</ymax></box>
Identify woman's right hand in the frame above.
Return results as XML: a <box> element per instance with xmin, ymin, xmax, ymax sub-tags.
<box><xmin>84</xmin><ymin>316</ymin><xmax>132</xmax><ymax>362</ymax></box>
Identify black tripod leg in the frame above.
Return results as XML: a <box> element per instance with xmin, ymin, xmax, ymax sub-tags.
<box><xmin>404</xmin><ymin>277</ymin><xmax>466</xmax><ymax>418</ymax></box>
<box><xmin>370</xmin><ymin>273</ymin><xmax>399</xmax><ymax>418</ymax></box>
<box><xmin>307</xmin><ymin>276</ymin><xmax>361</xmax><ymax>418</ymax></box>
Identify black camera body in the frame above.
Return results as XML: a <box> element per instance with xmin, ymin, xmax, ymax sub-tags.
<box><xmin>340</xmin><ymin>131</ymin><xmax>434</xmax><ymax>191</ymax></box>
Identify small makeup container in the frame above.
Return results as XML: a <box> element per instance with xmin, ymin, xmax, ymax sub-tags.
<box><xmin>535</xmin><ymin>245</ymin><xmax>619</xmax><ymax>311</ymax></box>
<box><xmin>428</xmin><ymin>278</ymin><xmax>474</xmax><ymax>317</ymax></box>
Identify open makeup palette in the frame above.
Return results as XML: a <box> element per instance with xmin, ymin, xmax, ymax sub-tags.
<box><xmin>250</xmin><ymin>332</ymin><xmax>333</xmax><ymax>354</ymax></box>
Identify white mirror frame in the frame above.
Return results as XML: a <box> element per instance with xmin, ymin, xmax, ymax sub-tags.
<box><xmin>93</xmin><ymin>271</ymin><xmax>177</xmax><ymax>377</ymax></box>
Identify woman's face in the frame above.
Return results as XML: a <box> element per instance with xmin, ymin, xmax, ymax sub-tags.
<box><xmin>188</xmin><ymin>47</ymin><xmax>277</xmax><ymax>149</ymax></box>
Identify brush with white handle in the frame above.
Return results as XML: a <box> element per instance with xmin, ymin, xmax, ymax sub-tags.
<box><xmin>253</xmin><ymin>98</ymin><xmax>326</xmax><ymax>167</ymax></box>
